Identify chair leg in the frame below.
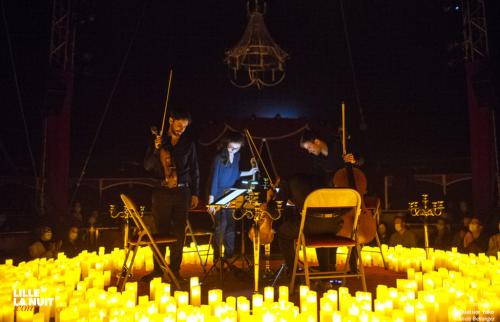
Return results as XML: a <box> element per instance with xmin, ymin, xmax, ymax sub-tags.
<box><xmin>302</xmin><ymin>235</ymin><xmax>311</xmax><ymax>288</ymax></box>
<box><xmin>186</xmin><ymin>220</ymin><xmax>207</xmax><ymax>273</ymax></box>
<box><xmin>203</xmin><ymin>234</ymin><xmax>213</xmax><ymax>267</ymax></box>
<box><xmin>356</xmin><ymin>243</ymin><xmax>367</xmax><ymax>292</ymax></box>
<box><xmin>149</xmin><ymin>243</ymin><xmax>181</xmax><ymax>290</ymax></box>
<box><xmin>374</xmin><ymin>231</ymin><xmax>387</xmax><ymax>269</ymax></box>
<box><xmin>117</xmin><ymin>244</ymin><xmax>137</xmax><ymax>292</ymax></box>
<box><xmin>290</xmin><ymin>237</ymin><xmax>302</xmax><ymax>293</ymax></box>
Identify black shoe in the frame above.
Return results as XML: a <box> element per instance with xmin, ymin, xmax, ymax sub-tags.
<box><xmin>141</xmin><ymin>271</ymin><xmax>162</xmax><ymax>283</ymax></box>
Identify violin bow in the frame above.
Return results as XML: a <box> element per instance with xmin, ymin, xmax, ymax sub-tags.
<box><xmin>244</xmin><ymin>129</ymin><xmax>274</xmax><ymax>187</ymax></box>
<box><xmin>341</xmin><ymin>101</ymin><xmax>347</xmax><ymax>156</ymax></box>
<box><xmin>159</xmin><ymin>69</ymin><xmax>174</xmax><ymax>136</ymax></box>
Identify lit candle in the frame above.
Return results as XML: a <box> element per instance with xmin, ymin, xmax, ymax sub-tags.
<box><xmin>15</xmin><ymin>309</ymin><xmax>34</xmax><ymax>322</ymax></box>
<box><xmin>175</xmin><ymin>291</ymin><xmax>189</xmax><ymax>307</ymax></box>
<box><xmin>252</xmin><ymin>293</ymin><xmax>263</xmax><ymax>317</ymax></box>
<box><xmin>278</xmin><ymin>286</ymin><xmax>289</xmax><ymax>302</ymax></box>
<box><xmin>149</xmin><ymin>277</ymin><xmax>162</xmax><ymax>300</ymax></box>
<box><xmin>190</xmin><ymin>277</ymin><xmax>199</xmax><ymax>289</ymax></box>
<box><xmin>208</xmin><ymin>289</ymin><xmax>222</xmax><ymax>314</ymax></box>
<box><xmin>264</xmin><ymin>287</ymin><xmax>274</xmax><ymax>303</ymax></box>
<box><xmin>299</xmin><ymin>285</ymin><xmax>309</xmax><ymax>312</ymax></box>
<box><xmin>190</xmin><ymin>285</ymin><xmax>201</xmax><ymax>306</ymax></box>
<box><xmin>226</xmin><ymin>296</ymin><xmax>236</xmax><ymax>310</ymax></box>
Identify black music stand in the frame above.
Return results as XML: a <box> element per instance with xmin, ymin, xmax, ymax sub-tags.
<box><xmin>202</xmin><ymin>189</ymin><xmax>247</xmax><ymax>283</ymax></box>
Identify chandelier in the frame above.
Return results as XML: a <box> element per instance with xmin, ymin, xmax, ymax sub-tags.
<box><xmin>225</xmin><ymin>1</ymin><xmax>289</xmax><ymax>89</ymax></box>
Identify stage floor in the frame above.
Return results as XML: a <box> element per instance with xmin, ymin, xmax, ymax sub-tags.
<box><xmin>136</xmin><ymin>259</ymin><xmax>406</xmax><ymax>305</ymax></box>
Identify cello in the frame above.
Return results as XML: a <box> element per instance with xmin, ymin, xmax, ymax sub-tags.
<box><xmin>333</xmin><ymin>102</ymin><xmax>376</xmax><ymax>244</ymax></box>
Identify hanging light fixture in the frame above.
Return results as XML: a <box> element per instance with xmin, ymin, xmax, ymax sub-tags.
<box><xmin>225</xmin><ymin>0</ymin><xmax>289</xmax><ymax>89</ymax></box>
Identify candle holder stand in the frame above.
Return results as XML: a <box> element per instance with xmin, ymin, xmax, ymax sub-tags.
<box><xmin>109</xmin><ymin>204</ymin><xmax>145</xmax><ymax>249</ymax></box>
<box><xmin>408</xmin><ymin>194</ymin><xmax>445</xmax><ymax>258</ymax></box>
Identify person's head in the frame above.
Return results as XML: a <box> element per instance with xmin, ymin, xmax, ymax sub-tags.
<box><xmin>463</xmin><ymin>215</ymin><xmax>472</xmax><ymax>228</ymax></box>
<box><xmin>436</xmin><ymin>218</ymin><xmax>448</xmax><ymax>232</ymax></box>
<box><xmin>73</xmin><ymin>201</ymin><xmax>82</xmax><ymax>213</ymax></box>
<box><xmin>68</xmin><ymin>226</ymin><xmax>79</xmax><ymax>242</ymax></box>
<box><xmin>169</xmin><ymin>110</ymin><xmax>192</xmax><ymax>137</ymax></box>
<box><xmin>300</xmin><ymin>130</ymin><xmax>324</xmax><ymax>156</ymax></box>
<box><xmin>39</xmin><ymin>226</ymin><xmax>53</xmax><ymax>242</ymax></box>
<box><xmin>88</xmin><ymin>210</ymin><xmax>98</xmax><ymax>225</ymax></box>
<box><xmin>378</xmin><ymin>222</ymin><xmax>388</xmax><ymax>235</ymax></box>
<box><xmin>468</xmin><ymin>217</ymin><xmax>482</xmax><ymax>234</ymax></box>
<box><xmin>394</xmin><ymin>216</ymin><xmax>407</xmax><ymax>233</ymax></box>
<box><xmin>218</xmin><ymin>132</ymin><xmax>245</xmax><ymax>164</ymax></box>
<box><xmin>458</xmin><ymin>201</ymin><xmax>469</xmax><ymax>213</ymax></box>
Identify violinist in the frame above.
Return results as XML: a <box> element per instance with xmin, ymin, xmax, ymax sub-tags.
<box><xmin>144</xmin><ymin>109</ymin><xmax>200</xmax><ymax>282</ymax></box>
<box><xmin>265</xmin><ymin>129</ymin><xmax>360</xmax><ymax>277</ymax></box>
<box><xmin>208</xmin><ymin>132</ymin><xmax>258</xmax><ymax>260</ymax></box>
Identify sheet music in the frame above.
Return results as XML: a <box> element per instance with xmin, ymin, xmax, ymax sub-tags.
<box><xmin>214</xmin><ymin>189</ymin><xmax>247</xmax><ymax>206</ymax></box>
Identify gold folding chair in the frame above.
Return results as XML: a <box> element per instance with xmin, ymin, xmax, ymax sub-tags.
<box><xmin>117</xmin><ymin>194</ymin><xmax>180</xmax><ymax>290</ymax></box>
<box><xmin>290</xmin><ymin>188</ymin><xmax>367</xmax><ymax>292</ymax></box>
<box><xmin>184</xmin><ymin>209</ymin><xmax>214</xmax><ymax>272</ymax></box>
<box><xmin>364</xmin><ymin>196</ymin><xmax>387</xmax><ymax>269</ymax></box>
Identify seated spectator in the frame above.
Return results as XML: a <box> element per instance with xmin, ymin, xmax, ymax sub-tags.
<box><xmin>375</xmin><ymin>222</ymin><xmax>390</xmax><ymax>245</ymax></box>
<box><xmin>450</xmin><ymin>214</ymin><xmax>472</xmax><ymax>248</ymax></box>
<box><xmin>59</xmin><ymin>225</ymin><xmax>83</xmax><ymax>258</ymax></box>
<box><xmin>461</xmin><ymin>217</ymin><xmax>489</xmax><ymax>254</ymax></box>
<box><xmin>70</xmin><ymin>201</ymin><xmax>84</xmax><ymax>227</ymax></box>
<box><xmin>431</xmin><ymin>218</ymin><xmax>452</xmax><ymax>250</ymax></box>
<box><xmin>87</xmin><ymin>210</ymin><xmax>99</xmax><ymax>227</ymax></box>
<box><xmin>487</xmin><ymin>219</ymin><xmax>500</xmax><ymax>257</ymax></box>
<box><xmin>28</xmin><ymin>226</ymin><xmax>59</xmax><ymax>259</ymax></box>
<box><xmin>389</xmin><ymin>216</ymin><xmax>417</xmax><ymax>248</ymax></box>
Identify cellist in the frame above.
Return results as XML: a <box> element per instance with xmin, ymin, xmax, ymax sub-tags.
<box><xmin>263</xmin><ymin>129</ymin><xmax>361</xmax><ymax>278</ymax></box>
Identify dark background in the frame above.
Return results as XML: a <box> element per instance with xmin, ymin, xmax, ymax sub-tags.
<box><xmin>1</xmin><ymin>0</ymin><xmax>499</xmax><ymax>226</ymax></box>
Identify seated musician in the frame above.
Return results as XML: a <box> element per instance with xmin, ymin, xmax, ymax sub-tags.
<box><xmin>264</xmin><ymin>129</ymin><xmax>360</xmax><ymax>275</ymax></box>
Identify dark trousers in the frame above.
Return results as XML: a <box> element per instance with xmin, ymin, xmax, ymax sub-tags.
<box><xmin>213</xmin><ymin>208</ymin><xmax>236</xmax><ymax>259</ymax></box>
<box><xmin>151</xmin><ymin>186</ymin><xmax>190</xmax><ymax>273</ymax></box>
<box><xmin>275</xmin><ymin>174</ymin><xmax>358</xmax><ymax>272</ymax></box>
<box><xmin>278</xmin><ymin>214</ymin><xmax>343</xmax><ymax>271</ymax></box>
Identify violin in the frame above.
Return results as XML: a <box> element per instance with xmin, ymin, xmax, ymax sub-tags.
<box><xmin>151</xmin><ymin>126</ymin><xmax>178</xmax><ymax>188</ymax></box>
<box><xmin>333</xmin><ymin>102</ymin><xmax>376</xmax><ymax>244</ymax></box>
<box><xmin>150</xmin><ymin>70</ymin><xmax>178</xmax><ymax>188</ymax></box>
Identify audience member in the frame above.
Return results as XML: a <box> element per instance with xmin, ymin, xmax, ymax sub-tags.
<box><xmin>450</xmin><ymin>214</ymin><xmax>472</xmax><ymax>248</ymax></box>
<box><xmin>461</xmin><ymin>217</ymin><xmax>488</xmax><ymax>254</ymax></box>
<box><xmin>389</xmin><ymin>216</ymin><xmax>417</xmax><ymax>248</ymax></box>
<box><xmin>28</xmin><ymin>226</ymin><xmax>59</xmax><ymax>259</ymax></box>
<box><xmin>70</xmin><ymin>201</ymin><xmax>84</xmax><ymax>227</ymax></box>
<box><xmin>431</xmin><ymin>218</ymin><xmax>452</xmax><ymax>250</ymax></box>
<box><xmin>375</xmin><ymin>222</ymin><xmax>390</xmax><ymax>245</ymax></box>
<box><xmin>59</xmin><ymin>225</ymin><xmax>83</xmax><ymax>258</ymax></box>
<box><xmin>487</xmin><ymin>219</ymin><xmax>500</xmax><ymax>257</ymax></box>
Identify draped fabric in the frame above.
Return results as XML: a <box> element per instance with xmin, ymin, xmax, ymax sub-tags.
<box><xmin>465</xmin><ymin>59</ymin><xmax>497</xmax><ymax>222</ymax></box>
<box><xmin>45</xmin><ymin>71</ymin><xmax>73</xmax><ymax>224</ymax></box>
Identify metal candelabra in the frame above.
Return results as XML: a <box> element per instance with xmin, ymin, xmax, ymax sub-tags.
<box><xmin>408</xmin><ymin>194</ymin><xmax>445</xmax><ymax>257</ymax></box>
<box><xmin>109</xmin><ymin>204</ymin><xmax>145</xmax><ymax>249</ymax></box>
<box><xmin>232</xmin><ymin>190</ymin><xmax>283</xmax><ymax>292</ymax></box>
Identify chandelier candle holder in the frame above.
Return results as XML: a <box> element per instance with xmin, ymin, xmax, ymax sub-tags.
<box><xmin>109</xmin><ymin>204</ymin><xmax>145</xmax><ymax>249</ymax></box>
<box><xmin>225</xmin><ymin>0</ymin><xmax>289</xmax><ymax>89</ymax></box>
<box><xmin>232</xmin><ymin>190</ymin><xmax>283</xmax><ymax>292</ymax></box>
<box><xmin>408</xmin><ymin>194</ymin><xmax>445</xmax><ymax>258</ymax></box>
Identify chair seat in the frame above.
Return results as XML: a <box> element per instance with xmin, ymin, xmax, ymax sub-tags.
<box><xmin>305</xmin><ymin>234</ymin><xmax>356</xmax><ymax>247</ymax></box>
<box><xmin>130</xmin><ymin>233</ymin><xmax>177</xmax><ymax>245</ymax></box>
<box><xmin>189</xmin><ymin>228</ymin><xmax>213</xmax><ymax>236</ymax></box>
